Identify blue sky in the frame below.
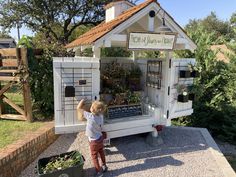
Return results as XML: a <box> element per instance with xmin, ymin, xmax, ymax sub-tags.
<box><xmin>10</xmin><ymin>0</ymin><xmax>236</xmax><ymax>41</ymax></box>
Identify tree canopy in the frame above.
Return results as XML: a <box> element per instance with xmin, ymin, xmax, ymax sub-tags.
<box><xmin>185</xmin><ymin>12</ymin><xmax>234</xmax><ymax>43</ymax></box>
<box><xmin>0</xmin><ymin>0</ymin><xmax>139</xmax><ymax>45</ymax></box>
<box><xmin>174</xmin><ymin>12</ymin><xmax>236</xmax><ymax>144</ymax></box>
<box><xmin>0</xmin><ymin>0</ymin><xmax>113</xmax><ymax>44</ymax></box>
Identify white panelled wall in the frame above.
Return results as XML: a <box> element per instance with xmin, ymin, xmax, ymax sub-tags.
<box><xmin>53</xmin><ymin>57</ymin><xmax>196</xmax><ymax>138</ymax></box>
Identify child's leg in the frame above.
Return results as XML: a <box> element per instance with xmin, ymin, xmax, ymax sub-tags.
<box><xmin>98</xmin><ymin>143</ymin><xmax>106</xmax><ymax>166</ymax></box>
<box><xmin>89</xmin><ymin>143</ymin><xmax>101</xmax><ymax>172</ymax></box>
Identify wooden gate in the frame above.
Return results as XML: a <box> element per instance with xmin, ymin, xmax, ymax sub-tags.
<box><xmin>0</xmin><ymin>48</ymin><xmax>32</xmax><ymax>121</ymax></box>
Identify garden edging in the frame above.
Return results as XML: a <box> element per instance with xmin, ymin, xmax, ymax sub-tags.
<box><xmin>0</xmin><ymin>122</ymin><xmax>59</xmax><ymax>177</ymax></box>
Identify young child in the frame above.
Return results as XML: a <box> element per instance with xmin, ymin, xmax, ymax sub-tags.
<box><xmin>77</xmin><ymin>99</ymin><xmax>108</xmax><ymax>177</ymax></box>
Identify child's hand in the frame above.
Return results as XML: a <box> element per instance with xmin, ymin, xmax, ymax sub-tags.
<box><xmin>77</xmin><ymin>99</ymin><xmax>85</xmax><ymax>109</ymax></box>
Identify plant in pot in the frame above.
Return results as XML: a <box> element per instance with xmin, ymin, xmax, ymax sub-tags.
<box><xmin>188</xmin><ymin>63</ymin><xmax>201</xmax><ymax>78</ymax></box>
<box><xmin>176</xmin><ymin>84</ymin><xmax>189</xmax><ymax>103</ymax></box>
<box><xmin>128</xmin><ymin>65</ymin><xmax>142</xmax><ymax>91</ymax></box>
<box><xmin>37</xmin><ymin>151</ymin><xmax>84</xmax><ymax>177</ymax></box>
<box><xmin>102</xmin><ymin>61</ymin><xmax>127</xmax><ymax>85</ymax></box>
<box><xmin>126</xmin><ymin>90</ymin><xmax>141</xmax><ymax>105</ymax></box>
<box><xmin>179</xmin><ymin>70</ymin><xmax>191</xmax><ymax>78</ymax></box>
<box><xmin>187</xmin><ymin>85</ymin><xmax>196</xmax><ymax>101</ymax></box>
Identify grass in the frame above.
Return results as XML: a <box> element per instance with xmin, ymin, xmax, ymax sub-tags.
<box><xmin>4</xmin><ymin>92</ymin><xmax>23</xmax><ymax>106</ymax></box>
<box><xmin>0</xmin><ymin>119</ymin><xmax>45</xmax><ymax>149</ymax></box>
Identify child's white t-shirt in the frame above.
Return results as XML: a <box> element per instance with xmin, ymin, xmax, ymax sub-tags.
<box><xmin>83</xmin><ymin>111</ymin><xmax>103</xmax><ymax>141</ymax></box>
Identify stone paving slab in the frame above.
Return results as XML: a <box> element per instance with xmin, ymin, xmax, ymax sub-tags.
<box><xmin>19</xmin><ymin>127</ymin><xmax>236</xmax><ymax>177</ymax></box>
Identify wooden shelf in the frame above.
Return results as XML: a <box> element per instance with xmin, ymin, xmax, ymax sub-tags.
<box><xmin>147</xmin><ymin>60</ymin><xmax>162</xmax><ymax>89</ymax></box>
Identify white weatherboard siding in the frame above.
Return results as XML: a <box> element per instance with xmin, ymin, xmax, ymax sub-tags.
<box><xmin>53</xmin><ymin>57</ymin><xmax>195</xmax><ymax>137</ymax></box>
<box><xmin>169</xmin><ymin>59</ymin><xmax>195</xmax><ymax>119</ymax></box>
<box><xmin>53</xmin><ymin>57</ymin><xmax>100</xmax><ymax>134</ymax></box>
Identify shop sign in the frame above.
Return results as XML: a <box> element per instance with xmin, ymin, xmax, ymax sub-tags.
<box><xmin>128</xmin><ymin>32</ymin><xmax>176</xmax><ymax>50</ymax></box>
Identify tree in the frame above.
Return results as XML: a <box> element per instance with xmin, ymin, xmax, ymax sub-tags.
<box><xmin>175</xmin><ymin>23</ymin><xmax>236</xmax><ymax>144</ymax></box>
<box><xmin>185</xmin><ymin>12</ymin><xmax>231</xmax><ymax>43</ymax></box>
<box><xmin>0</xmin><ymin>0</ymin><xmax>113</xmax><ymax>45</ymax></box>
<box><xmin>0</xmin><ymin>0</ymin><xmax>140</xmax><ymax>45</ymax></box>
<box><xmin>0</xmin><ymin>29</ymin><xmax>11</xmax><ymax>38</ymax></box>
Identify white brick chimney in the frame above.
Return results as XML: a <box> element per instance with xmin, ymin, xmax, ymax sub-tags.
<box><xmin>104</xmin><ymin>0</ymin><xmax>135</xmax><ymax>23</ymax></box>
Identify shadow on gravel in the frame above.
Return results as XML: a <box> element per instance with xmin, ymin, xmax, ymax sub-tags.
<box><xmin>105</xmin><ymin>156</ymin><xmax>183</xmax><ymax>176</ymax></box>
<box><xmin>106</xmin><ymin>127</ymin><xmax>208</xmax><ymax>163</ymax></box>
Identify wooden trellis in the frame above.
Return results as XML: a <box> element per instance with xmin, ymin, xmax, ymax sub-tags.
<box><xmin>0</xmin><ymin>48</ymin><xmax>33</xmax><ymax>121</ymax></box>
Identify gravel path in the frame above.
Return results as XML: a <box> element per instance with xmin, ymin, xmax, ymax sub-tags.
<box><xmin>19</xmin><ymin>127</ymin><xmax>228</xmax><ymax>177</ymax></box>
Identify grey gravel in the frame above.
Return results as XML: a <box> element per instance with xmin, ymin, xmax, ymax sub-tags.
<box><xmin>19</xmin><ymin>127</ymin><xmax>226</xmax><ymax>177</ymax></box>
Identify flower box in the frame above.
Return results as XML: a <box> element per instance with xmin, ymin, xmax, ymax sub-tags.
<box><xmin>177</xmin><ymin>94</ymin><xmax>189</xmax><ymax>103</ymax></box>
<box><xmin>36</xmin><ymin>151</ymin><xmax>84</xmax><ymax>177</ymax></box>
<box><xmin>107</xmin><ymin>104</ymin><xmax>142</xmax><ymax>119</ymax></box>
<box><xmin>179</xmin><ymin>70</ymin><xmax>191</xmax><ymax>78</ymax></box>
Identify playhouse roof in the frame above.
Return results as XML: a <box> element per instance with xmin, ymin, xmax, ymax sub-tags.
<box><xmin>65</xmin><ymin>0</ymin><xmax>158</xmax><ymax>49</ymax></box>
<box><xmin>65</xmin><ymin>0</ymin><xmax>196</xmax><ymax>51</ymax></box>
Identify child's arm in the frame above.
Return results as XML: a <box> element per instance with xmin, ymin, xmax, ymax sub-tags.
<box><xmin>77</xmin><ymin>99</ymin><xmax>86</xmax><ymax>121</ymax></box>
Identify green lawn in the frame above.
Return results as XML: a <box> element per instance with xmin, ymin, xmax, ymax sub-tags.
<box><xmin>0</xmin><ymin>120</ymin><xmax>44</xmax><ymax>149</ymax></box>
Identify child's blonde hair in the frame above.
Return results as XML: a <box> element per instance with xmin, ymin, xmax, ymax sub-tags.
<box><xmin>91</xmin><ymin>101</ymin><xmax>106</xmax><ymax>115</ymax></box>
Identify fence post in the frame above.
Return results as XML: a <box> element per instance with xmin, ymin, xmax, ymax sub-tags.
<box><xmin>0</xmin><ymin>52</ymin><xmax>2</xmax><ymax>116</ymax></box>
<box><xmin>21</xmin><ymin>48</ymin><xmax>33</xmax><ymax>122</ymax></box>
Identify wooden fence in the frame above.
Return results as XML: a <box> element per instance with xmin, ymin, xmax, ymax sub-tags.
<box><xmin>0</xmin><ymin>48</ymin><xmax>41</xmax><ymax>121</ymax></box>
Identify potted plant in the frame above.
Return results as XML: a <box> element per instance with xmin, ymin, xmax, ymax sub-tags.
<box><xmin>128</xmin><ymin>65</ymin><xmax>142</xmax><ymax>91</ymax></box>
<box><xmin>179</xmin><ymin>70</ymin><xmax>191</xmax><ymax>78</ymax></box>
<box><xmin>126</xmin><ymin>91</ymin><xmax>141</xmax><ymax>105</ymax></box>
<box><xmin>188</xmin><ymin>93</ymin><xmax>195</xmax><ymax>101</ymax></box>
<box><xmin>187</xmin><ymin>85</ymin><xmax>196</xmax><ymax>101</ymax></box>
<box><xmin>188</xmin><ymin>63</ymin><xmax>201</xmax><ymax>78</ymax></box>
<box><xmin>176</xmin><ymin>84</ymin><xmax>189</xmax><ymax>103</ymax></box>
<box><xmin>37</xmin><ymin>151</ymin><xmax>84</xmax><ymax>177</ymax></box>
<box><xmin>101</xmin><ymin>61</ymin><xmax>127</xmax><ymax>86</ymax></box>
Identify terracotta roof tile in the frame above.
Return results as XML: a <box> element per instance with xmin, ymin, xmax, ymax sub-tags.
<box><xmin>65</xmin><ymin>0</ymin><xmax>158</xmax><ymax>49</ymax></box>
<box><xmin>210</xmin><ymin>44</ymin><xmax>234</xmax><ymax>63</ymax></box>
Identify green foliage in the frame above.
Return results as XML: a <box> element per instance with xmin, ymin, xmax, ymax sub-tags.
<box><xmin>0</xmin><ymin>0</ymin><xmax>111</xmax><ymax>44</ymax></box>
<box><xmin>176</xmin><ymin>18</ymin><xmax>236</xmax><ymax>144</ymax></box>
<box><xmin>69</xmin><ymin>25</ymin><xmax>94</xmax><ymax>43</ymax></box>
<box><xmin>129</xmin><ymin>65</ymin><xmax>142</xmax><ymax>78</ymax></box>
<box><xmin>28</xmin><ymin>49</ymin><xmax>54</xmax><ymax>120</ymax></box>
<box><xmin>17</xmin><ymin>35</ymin><xmax>34</xmax><ymax>48</ymax></box>
<box><xmin>126</xmin><ymin>91</ymin><xmax>141</xmax><ymax>104</ymax></box>
<box><xmin>0</xmin><ymin>29</ymin><xmax>11</xmax><ymax>38</ymax></box>
<box><xmin>41</xmin><ymin>151</ymin><xmax>83</xmax><ymax>174</ymax></box>
<box><xmin>101</xmin><ymin>47</ymin><xmax>131</xmax><ymax>58</ymax></box>
<box><xmin>185</xmin><ymin>12</ymin><xmax>233</xmax><ymax>43</ymax></box>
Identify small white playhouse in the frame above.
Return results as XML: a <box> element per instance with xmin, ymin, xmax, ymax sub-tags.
<box><xmin>53</xmin><ymin>0</ymin><xmax>197</xmax><ymax>139</ymax></box>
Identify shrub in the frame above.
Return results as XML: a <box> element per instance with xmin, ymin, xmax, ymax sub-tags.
<box><xmin>28</xmin><ymin>49</ymin><xmax>54</xmax><ymax>120</ymax></box>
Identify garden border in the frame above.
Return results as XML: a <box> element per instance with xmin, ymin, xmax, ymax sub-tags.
<box><xmin>0</xmin><ymin>121</ymin><xmax>59</xmax><ymax>177</ymax></box>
